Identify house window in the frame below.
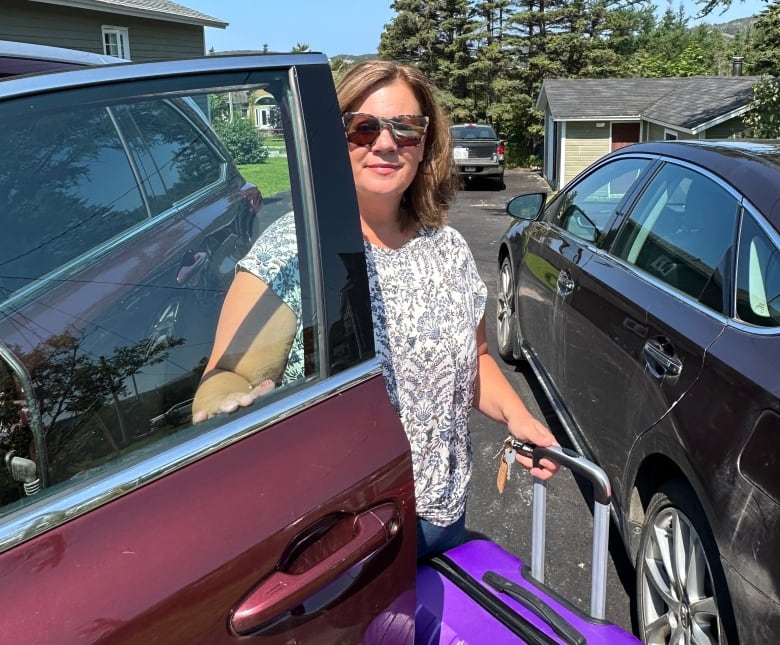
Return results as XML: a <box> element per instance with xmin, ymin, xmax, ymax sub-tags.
<box><xmin>664</xmin><ymin>129</ymin><xmax>678</xmax><ymax>141</ymax></box>
<box><xmin>102</xmin><ymin>26</ymin><xmax>130</xmax><ymax>59</ymax></box>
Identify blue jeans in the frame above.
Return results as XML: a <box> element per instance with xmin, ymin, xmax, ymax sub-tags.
<box><xmin>416</xmin><ymin>512</ymin><xmax>466</xmax><ymax>560</ymax></box>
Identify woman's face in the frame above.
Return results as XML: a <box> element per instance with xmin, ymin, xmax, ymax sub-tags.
<box><xmin>346</xmin><ymin>80</ymin><xmax>425</xmax><ymax>211</ymax></box>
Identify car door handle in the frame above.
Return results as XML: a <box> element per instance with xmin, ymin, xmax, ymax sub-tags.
<box><xmin>556</xmin><ymin>270</ymin><xmax>575</xmax><ymax>296</ymax></box>
<box><xmin>643</xmin><ymin>339</ymin><xmax>682</xmax><ymax>377</ymax></box>
<box><xmin>229</xmin><ymin>502</ymin><xmax>400</xmax><ymax>636</ymax></box>
<box><xmin>176</xmin><ymin>249</ymin><xmax>207</xmax><ymax>285</ymax></box>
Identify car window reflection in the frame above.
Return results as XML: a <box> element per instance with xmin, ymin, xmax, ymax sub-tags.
<box><xmin>548</xmin><ymin>158</ymin><xmax>649</xmax><ymax>243</ymax></box>
<box><xmin>612</xmin><ymin>164</ymin><xmax>738</xmax><ymax>311</ymax></box>
<box><xmin>0</xmin><ymin>75</ymin><xmax>315</xmax><ymax>516</ymax></box>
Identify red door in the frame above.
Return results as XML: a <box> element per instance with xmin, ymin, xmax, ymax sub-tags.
<box><xmin>611</xmin><ymin>123</ymin><xmax>640</xmax><ymax>151</ymax></box>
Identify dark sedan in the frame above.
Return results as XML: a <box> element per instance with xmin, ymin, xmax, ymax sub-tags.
<box><xmin>497</xmin><ymin>140</ymin><xmax>780</xmax><ymax>644</ymax></box>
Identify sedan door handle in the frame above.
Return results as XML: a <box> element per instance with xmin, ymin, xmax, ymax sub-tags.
<box><xmin>643</xmin><ymin>339</ymin><xmax>682</xmax><ymax>377</ymax></box>
<box><xmin>230</xmin><ymin>503</ymin><xmax>400</xmax><ymax>636</ymax></box>
<box><xmin>556</xmin><ymin>270</ymin><xmax>575</xmax><ymax>296</ymax></box>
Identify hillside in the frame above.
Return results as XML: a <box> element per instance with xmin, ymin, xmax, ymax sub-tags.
<box><xmin>712</xmin><ymin>15</ymin><xmax>758</xmax><ymax>35</ymax></box>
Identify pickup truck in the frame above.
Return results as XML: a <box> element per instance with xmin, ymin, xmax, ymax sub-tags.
<box><xmin>451</xmin><ymin>123</ymin><xmax>505</xmax><ymax>189</ymax></box>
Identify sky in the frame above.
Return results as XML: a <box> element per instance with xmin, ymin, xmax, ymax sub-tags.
<box><xmin>182</xmin><ymin>1</ymin><xmax>770</xmax><ymax>57</ymax></box>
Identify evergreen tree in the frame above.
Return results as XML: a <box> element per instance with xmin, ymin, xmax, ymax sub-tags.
<box><xmin>746</xmin><ymin>0</ymin><xmax>780</xmax><ymax>75</ymax></box>
<box><xmin>379</xmin><ymin>0</ymin><xmax>476</xmax><ymax>104</ymax></box>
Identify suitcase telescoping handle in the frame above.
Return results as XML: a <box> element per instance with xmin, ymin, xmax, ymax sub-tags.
<box><xmin>530</xmin><ymin>445</ymin><xmax>612</xmax><ymax>621</ymax></box>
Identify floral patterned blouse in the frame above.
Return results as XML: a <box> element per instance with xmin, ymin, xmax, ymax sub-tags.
<box><xmin>237</xmin><ymin>211</ymin><xmax>304</xmax><ymax>385</ymax></box>
<box><xmin>239</xmin><ymin>214</ymin><xmax>487</xmax><ymax>527</ymax></box>
<box><xmin>364</xmin><ymin>226</ymin><xmax>486</xmax><ymax>526</ymax></box>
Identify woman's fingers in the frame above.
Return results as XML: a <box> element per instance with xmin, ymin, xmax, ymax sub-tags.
<box><xmin>248</xmin><ymin>379</ymin><xmax>275</xmax><ymax>400</ymax></box>
<box><xmin>193</xmin><ymin>380</ymin><xmax>277</xmax><ymax>423</ymax></box>
<box><xmin>515</xmin><ymin>451</ymin><xmax>559</xmax><ymax>479</ymax></box>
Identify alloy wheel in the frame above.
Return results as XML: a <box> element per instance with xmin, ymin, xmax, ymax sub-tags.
<box><xmin>638</xmin><ymin>493</ymin><xmax>725</xmax><ymax>644</ymax></box>
<box><xmin>496</xmin><ymin>256</ymin><xmax>517</xmax><ymax>362</ymax></box>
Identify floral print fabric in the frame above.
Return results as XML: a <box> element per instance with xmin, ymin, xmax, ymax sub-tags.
<box><xmin>365</xmin><ymin>226</ymin><xmax>487</xmax><ymax>526</ymax></box>
<box><xmin>237</xmin><ymin>211</ymin><xmax>304</xmax><ymax>384</ymax></box>
<box><xmin>240</xmin><ymin>215</ymin><xmax>487</xmax><ymax>526</ymax></box>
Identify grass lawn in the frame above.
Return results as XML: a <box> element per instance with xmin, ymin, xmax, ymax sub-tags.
<box><xmin>238</xmin><ymin>157</ymin><xmax>291</xmax><ymax>196</ymax></box>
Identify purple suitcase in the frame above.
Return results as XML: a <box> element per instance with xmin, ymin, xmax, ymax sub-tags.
<box><xmin>415</xmin><ymin>444</ymin><xmax>641</xmax><ymax>644</ymax></box>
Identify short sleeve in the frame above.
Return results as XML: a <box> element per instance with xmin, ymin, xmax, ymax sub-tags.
<box><xmin>236</xmin><ymin>210</ymin><xmax>304</xmax><ymax>383</ymax></box>
<box><xmin>237</xmin><ymin>211</ymin><xmax>300</xmax><ymax>315</ymax></box>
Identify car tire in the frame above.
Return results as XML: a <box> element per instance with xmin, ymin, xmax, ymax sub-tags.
<box><xmin>636</xmin><ymin>479</ymin><xmax>736</xmax><ymax>645</ymax></box>
<box><xmin>497</xmin><ymin>255</ymin><xmax>522</xmax><ymax>364</ymax></box>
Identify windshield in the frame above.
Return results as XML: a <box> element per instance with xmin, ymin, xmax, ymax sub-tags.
<box><xmin>450</xmin><ymin>125</ymin><xmax>496</xmax><ymax>139</ymax></box>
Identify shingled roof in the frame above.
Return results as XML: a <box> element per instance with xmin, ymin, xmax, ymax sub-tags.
<box><xmin>33</xmin><ymin>0</ymin><xmax>227</xmax><ymax>28</ymax></box>
<box><xmin>538</xmin><ymin>76</ymin><xmax>762</xmax><ymax>134</ymax></box>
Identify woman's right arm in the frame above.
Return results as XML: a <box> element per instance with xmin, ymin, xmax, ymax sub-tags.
<box><xmin>192</xmin><ymin>270</ymin><xmax>297</xmax><ymax>423</ymax></box>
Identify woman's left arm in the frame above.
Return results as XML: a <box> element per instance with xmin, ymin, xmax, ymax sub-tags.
<box><xmin>473</xmin><ymin>316</ymin><xmax>559</xmax><ymax>480</ymax></box>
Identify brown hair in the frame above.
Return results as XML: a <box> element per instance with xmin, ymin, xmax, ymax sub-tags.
<box><xmin>336</xmin><ymin>60</ymin><xmax>457</xmax><ymax>230</ymax></box>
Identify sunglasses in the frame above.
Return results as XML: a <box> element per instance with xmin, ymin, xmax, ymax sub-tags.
<box><xmin>343</xmin><ymin>112</ymin><xmax>429</xmax><ymax>147</ymax></box>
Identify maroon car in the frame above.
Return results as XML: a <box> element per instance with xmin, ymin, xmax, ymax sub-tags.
<box><xmin>498</xmin><ymin>140</ymin><xmax>780</xmax><ymax>644</ymax></box>
<box><xmin>0</xmin><ymin>47</ymin><xmax>415</xmax><ymax>642</ymax></box>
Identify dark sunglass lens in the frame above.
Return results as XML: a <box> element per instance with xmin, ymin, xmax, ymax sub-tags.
<box><xmin>346</xmin><ymin>115</ymin><xmax>381</xmax><ymax>145</ymax></box>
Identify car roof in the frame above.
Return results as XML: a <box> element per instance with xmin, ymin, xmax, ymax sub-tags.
<box><xmin>0</xmin><ymin>39</ymin><xmax>127</xmax><ymax>78</ymax></box>
<box><xmin>610</xmin><ymin>139</ymin><xmax>780</xmax><ymax>230</ymax></box>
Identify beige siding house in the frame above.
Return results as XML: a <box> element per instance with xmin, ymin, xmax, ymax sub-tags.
<box><xmin>0</xmin><ymin>0</ymin><xmax>226</xmax><ymax>62</ymax></box>
<box><xmin>537</xmin><ymin>75</ymin><xmax>762</xmax><ymax>190</ymax></box>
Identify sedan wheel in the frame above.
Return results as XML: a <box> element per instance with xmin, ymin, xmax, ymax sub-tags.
<box><xmin>637</xmin><ymin>481</ymin><xmax>733</xmax><ymax>645</ymax></box>
<box><xmin>497</xmin><ymin>255</ymin><xmax>521</xmax><ymax>363</ymax></box>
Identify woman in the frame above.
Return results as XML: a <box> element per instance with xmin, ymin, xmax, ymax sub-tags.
<box><xmin>193</xmin><ymin>60</ymin><xmax>558</xmax><ymax>558</ymax></box>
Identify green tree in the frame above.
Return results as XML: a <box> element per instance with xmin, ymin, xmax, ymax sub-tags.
<box><xmin>744</xmin><ymin>76</ymin><xmax>780</xmax><ymax>136</ymax></box>
<box><xmin>379</xmin><ymin>0</ymin><xmax>476</xmax><ymax>118</ymax></box>
<box><xmin>209</xmin><ymin>93</ymin><xmax>230</xmax><ymax>121</ymax></box>
<box><xmin>745</xmin><ymin>0</ymin><xmax>780</xmax><ymax>75</ymax></box>
<box><xmin>696</xmin><ymin>0</ymin><xmax>770</xmax><ymax>17</ymax></box>
<box><xmin>211</xmin><ymin>117</ymin><xmax>269</xmax><ymax>164</ymax></box>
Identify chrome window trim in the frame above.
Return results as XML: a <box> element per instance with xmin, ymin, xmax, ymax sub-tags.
<box><xmin>730</xmin><ymin>199</ymin><xmax>780</xmax><ymax>334</ymax></box>
<box><xmin>0</xmin><ymin>359</ymin><xmax>383</xmax><ymax>554</ymax></box>
<box><xmin>592</xmin><ymin>245</ymin><xmax>731</xmax><ymax>326</ymax></box>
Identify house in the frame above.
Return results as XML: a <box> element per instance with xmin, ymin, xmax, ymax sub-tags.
<box><xmin>537</xmin><ymin>74</ymin><xmax>763</xmax><ymax>190</ymax></box>
<box><xmin>0</xmin><ymin>0</ymin><xmax>226</xmax><ymax>62</ymax></box>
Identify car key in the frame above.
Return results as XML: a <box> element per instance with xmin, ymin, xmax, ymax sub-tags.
<box><xmin>504</xmin><ymin>446</ymin><xmax>517</xmax><ymax>480</ymax></box>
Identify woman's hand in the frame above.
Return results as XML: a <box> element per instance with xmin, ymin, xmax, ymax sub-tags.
<box><xmin>192</xmin><ymin>378</ymin><xmax>275</xmax><ymax>424</ymax></box>
<box><xmin>507</xmin><ymin>413</ymin><xmax>559</xmax><ymax>481</ymax></box>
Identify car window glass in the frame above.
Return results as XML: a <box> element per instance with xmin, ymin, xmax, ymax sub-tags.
<box><xmin>0</xmin><ymin>72</ymin><xmax>317</xmax><ymax>518</ymax></box>
<box><xmin>736</xmin><ymin>214</ymin><xmax>780</xmax><ymax>326</ymax></box>
<box><xmin>546</xmin><ymin>158</ymin><xmax>649</xmax><ymax>243</ymax></box>
<box><xmin>116</xmin><ymin>99</ymin><xmax>224</xmax><ymax>215</ymax></box>
<box><xmin>0</xmin><ymin>105</ymin><xmax>147</xmax><ymax>298</ymax></box>
<box><xmin>612</xmin><ymin>164</ymin><xmax>738</xmax><ymax>311</ymax></box>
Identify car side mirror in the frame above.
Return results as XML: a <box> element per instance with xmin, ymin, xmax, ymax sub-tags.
<box><xmin>506</xmin><ymin>193</ymin><xmax>546</xmax><ymax>220</ymax></box>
